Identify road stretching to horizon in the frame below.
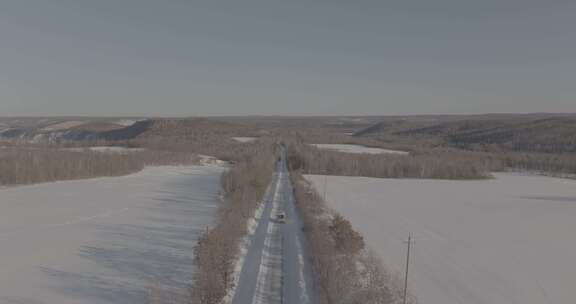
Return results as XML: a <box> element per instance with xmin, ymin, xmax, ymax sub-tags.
<box><xmin>232</xmin><ymin>146</ymin><xmax>316</xmax><ymax>304</ymax></box>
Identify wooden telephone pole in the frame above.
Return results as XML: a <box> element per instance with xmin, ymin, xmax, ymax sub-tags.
<box><xmin>403</xmin><ymin>233</ymin><xmax>412</xmax><ymax>304</ymax></box>
<box><xmin>323</xmin><ymin>174</ymin><xmax>328</xmax><ymax>201</ymax></box>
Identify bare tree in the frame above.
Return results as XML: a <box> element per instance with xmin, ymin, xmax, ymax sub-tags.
<box><xmin>189</xmin><ymin>139</ymin><xmax>276</xmax><ymax>304</ymax></box>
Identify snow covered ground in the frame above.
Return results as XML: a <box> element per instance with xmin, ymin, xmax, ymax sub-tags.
<box><xmin>198</xmin><ymin>154</ymin><xmax>229</xmax><ymax>167</ymax></box>
<box><xmin>306</xmin><ymin>173</ymin><xmax>576</xmax><ymax>304</ymax></box>
<box><xmin>232</xmin><ymin>137</ymin><xmax>258</xmax><ymax>143</ymax></box>
<box><xmin>310</xmin><ymin>144</ymin><xmax>408</xmax><ymax>155</ymax></box>
<box><xmin>0</xmin><ymin>166</ymin><xmax>224</xmax><ymax>304</ymax></box>
<box><xmin>64</xmin><ymin>146</ymin><xmax>146</xmax><ymax>153</ymax></box>
<box><xmin>40</xmin><ymin>121</ymin><xmax>87</xmax><ymax>131</ymax></box>
<box><xmin>114</xmin><ymin>119</ymin><xmax>142</xmax><ymax>127</ymax></box>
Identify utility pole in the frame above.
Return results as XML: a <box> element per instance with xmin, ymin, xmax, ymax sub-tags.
<box><xmin>403</xmin><ymin>233</ymin><xmax>412</xmax><ymax>304</ymax></box>
<box><xmin>323</xmin><ymin>174</ymin><xmax>328</xmax><ymax>202</ymax></box>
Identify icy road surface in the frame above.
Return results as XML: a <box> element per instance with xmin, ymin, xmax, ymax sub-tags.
<box><xmin>231</xmin><ymin>147</ymin><xmax>316</xmax><ymax>304</ymax></box>
<box><xmin>0</xmin><ymin>166</ymin><xmax>223</xmax><ymax>304</ymax></box>
<box><xmin>307</xmin><ymin>173</ymin><xmax>576</xmax><ymax>304</ymax></box>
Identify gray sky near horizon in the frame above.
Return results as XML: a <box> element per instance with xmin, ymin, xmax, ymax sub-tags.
<box><xmin>0</xmin><ymin>0</ymin><xmax>575</xmax><ymax>116</ymax></box>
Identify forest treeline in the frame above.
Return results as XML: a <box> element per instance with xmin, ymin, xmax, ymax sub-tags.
<box><xmin>0</xmin><ymin>117</ymin><xmax>260</xmax><ymax>187</ymax></box>
<box><xmin>285</xmin><ymin>140</ymin><xmax>492</xmax><ymax>180</ymax></box>
<box><xmin>189</xmin><ymin>139</ymin><xmax>276</xmax><ymax>304</ymax></box>
<box><xmin>282</xmin><ymin>124</ymin><xmax>576</xmax><ymax>180</ymax></box>
<box><xmin>345</xmin><ymin>116</ymin><xmax>576</xmax><ymax>176</ymax></box>
<box><xmin>0</xmin><ymin>146</ymin><xmax>200</xmax><ymax>186</ymax></box>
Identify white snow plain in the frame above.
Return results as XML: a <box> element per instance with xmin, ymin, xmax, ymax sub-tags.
<box><xmin>310</xmin><ymin>144</ymin><xmax>408</xmax><ymax>155</ymax></box>
<box><xmin>114</xmin><ymin>119</ymin><xmax>142</xmax><ymax>127</ymax></box>
<box><xmin>64</xmin><ymin>146</ymin><xmax>146</xmax><ymax>153</ymax></box>
<box><xmin>306</xmin><ymin>173</ymin><xmax>576</xmax><ymax>304</ymax></box>
<box><xmin>232</xmin><ymin>137</ymin><xmax>258</xmax><ymax>143</ymax></box>
<box><xmin>0</xmin><ymin>166</ymin><xmax>224</xmax><ymax>304</ymax></box>
<box><xmin>40</xmin><ymin>121</ymin><xmax>86</xmax><ymax>131</ymax></box>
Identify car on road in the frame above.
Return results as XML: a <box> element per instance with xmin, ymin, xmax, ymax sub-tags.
<box><xmin>275</xmin><ymin>212</ymin><xmax>287</xmax><ymax>223</ymax></box>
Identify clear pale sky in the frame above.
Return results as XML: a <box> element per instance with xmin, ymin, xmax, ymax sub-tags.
<box><xmin>0</xmin><ymin>0</ymin><xmax>574</xmax><ymax>116</ymax></box>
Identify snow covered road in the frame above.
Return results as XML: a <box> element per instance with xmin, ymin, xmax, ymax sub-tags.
<box><xmin>0</xmin><ymin>166</ymin><xmax>224</xmax><ymax>304</ymax></box>
<box><xmin>231</xmin><ymin>147</ymin><xmax>315</xmax><ymax>304</ymax></box>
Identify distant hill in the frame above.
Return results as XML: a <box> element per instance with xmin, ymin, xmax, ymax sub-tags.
<box><xmin>354</xmin><ymin>115</ymin><xmax>576</xmax><ymax>153</ymax></box>
<box><xmin>445</xmin><ymin>117</ymin><xmax>576</xmax><ymax>153</ymax></box>
<box><xmin>0</xmin><ymin>118</ymin><xmax>151</xmax><ymax>142</ymax></box>
<box><xmin>352</xmin><ymin>119</ymin><xmax>429</xmax><ymax>136</ymax></box>
<box><xmin>0</xmin><ymin>117</ymin><xmax>252</xmax><ymax>143</ymax></box>
<box><xmin>133</xmin><ymin>118</ymin><xmax>253</xmax><ymax>142</ymax></box>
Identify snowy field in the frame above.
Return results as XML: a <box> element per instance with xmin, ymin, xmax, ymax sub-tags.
<box><xmin>232</xmin><ymin>137</ymin><xmax>258</xmax><ymax>143</ymax></box>
<box><xmin>310</xmin><ymin>144</ymin><xmax>408</xmax><ymax>155</ymax></box>
<box><xmin>64</xmin><ymin>146</ymin><xmax>146</xmax><ymax>153</ymax></box>
<box><xmin>0</xmin><ymin>166</ymin><xmax>224</xmax><ymax>304</ymax></box>
<box><xmin>41</xmin><ymin>121</ymin><xmax>86</xmax><ymax>131</ymax></box>
<box><xmin>306</xmin><ymin>173</ymin><xmax>576</xmax><ymax>304</ymax></box>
